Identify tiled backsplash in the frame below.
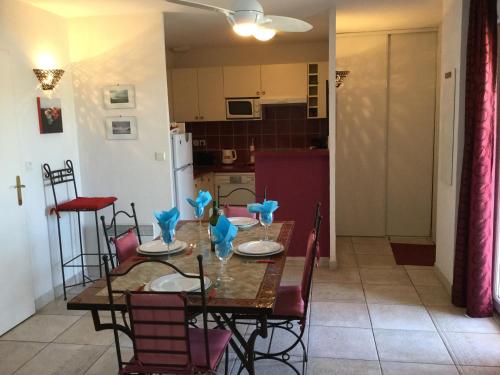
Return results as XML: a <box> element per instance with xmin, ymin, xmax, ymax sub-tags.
<box><xmin>186</xmin><ymin>104</ymin><xmax>329</xmax><ymax>165</ymax></box>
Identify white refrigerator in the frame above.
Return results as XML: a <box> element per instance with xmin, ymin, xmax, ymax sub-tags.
<box><xmin>171</xmin><ymin>133</ymin><xmax>195</xmax><ymax>219</ymax></box>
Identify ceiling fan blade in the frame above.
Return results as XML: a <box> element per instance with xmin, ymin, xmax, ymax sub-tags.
<box><xmin>166</xmin><ymin>0</ymin><xmax>234</xmax><ymax>16</ymax></box>
<box><xmin>261</xmin><ymin>15</ymin><xmax>313</xmax><ymax>32</ymax></box>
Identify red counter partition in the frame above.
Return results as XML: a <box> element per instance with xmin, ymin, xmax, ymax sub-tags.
<box><xmin>255</xmin><ymin>150</ymin><xmax>330</xmax><ymax>258</ymax></box>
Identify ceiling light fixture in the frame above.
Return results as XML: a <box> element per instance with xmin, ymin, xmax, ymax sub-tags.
<box><xmin>232</xmin><ymin>22</ymin><xmax>258</xmax><ymax>37</ymax></box>
<box><xmin>253</xmin><ymin>26</ymin><xmax>276</xmax><ymax>41</ymax></box>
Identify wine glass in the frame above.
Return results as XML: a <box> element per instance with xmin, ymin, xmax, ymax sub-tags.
<box><xmin>215</xmin><ymin>241</ymin><xmax>233</xmax><ymax>284</ymax></box>
<box><xmin>161</xmin><ymin>228</ymin><xmax>176</xmax><ymax>257</ymax></box>
<box><xmin>259</xmin><ymin>212</ymin><xmax>273</xmax><ymax>241</ymax></box>
<box><xmin>194</xmin><ymin>206</ymin><xmax>205</xmax><ymax>238</ymax></box>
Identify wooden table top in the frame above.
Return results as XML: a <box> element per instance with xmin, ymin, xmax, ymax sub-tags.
<box><xmin>67</xmin><ymin>220</ymin><xmax>295</xmax><ymax>315</ymax></box>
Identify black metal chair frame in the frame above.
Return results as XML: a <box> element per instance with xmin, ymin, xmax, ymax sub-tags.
<box><xmin>43</xmin><ymin>160</ymin><xmax>116</xmax><ymax>300</ymax></box>
<box><xmin>236</xmin><ymin>202</ymin><xmax>322</xmax><ymax>375</ymax></box>
<box><xmin>100</xmin><ymin>202</ymin><xmax>142</xmax><ymax>269</ymax></box>
<box><xmin>103</xmin><ymin>254</ymin><xmax>229</xmax><ymax>375</ymax></box>
<box><xmin>217</xmin><ymin>185</ymin><xmax>267</xmax><ymax>206</ymax></box>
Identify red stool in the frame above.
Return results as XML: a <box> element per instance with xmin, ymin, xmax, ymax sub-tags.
<box><xmin>43</xmin><ymin>160</ymin><xmax>117</xmax><ymax>300</ymax></box>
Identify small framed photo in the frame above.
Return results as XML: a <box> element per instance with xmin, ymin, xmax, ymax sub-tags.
<box><xmin>103</xmin><ymin>85</ymin><xmax>135</xmax><ymax>109</ymax></box>
<box><xmin>105</xmin><ymin>116</ymin><xmax>138</xmax><ymax>140</ymax></box>
<box><xmin>37</xmin><ymin>97</ymin><xmax>63</xmax><ymax>134</ymax></box>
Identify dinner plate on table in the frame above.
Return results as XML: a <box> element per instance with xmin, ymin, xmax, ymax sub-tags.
<box><xmin>146</xmin><ymin>273</ymin><xmax>212</xmax><ymax>292</ymax></box>
<box><xmin>137</xmin><ymin>240</ymin><xmax>187</xmax><ymax>256</ymax></box>
<box><xmin>228</xmin><ymin>217</ymin><xmax>259</xmax><ymax>229</ymax></box>
<box><xmin>235</xmin><ymin>240</ymin><xmax>284</xmax><ymax>257</ymax></box>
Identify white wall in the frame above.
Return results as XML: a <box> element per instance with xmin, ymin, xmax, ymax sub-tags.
<box><xmin>171</xmin><ymin>41</ymin><xmax>329</xmax><ymax>68</ymax></box>
<box><xmin>0</xmin><ymin>0</ymin><xmax>81</xmax><ymax>306</ymax></box>
<box><xmin>67</xmin><ymin>14</ymin><xmax>174</xmax><ymax>232</ymax></box>
<box><xmin>435</xmin><ymin>0</ymin><xmax>468</xmax><ymax>289</ymax></box>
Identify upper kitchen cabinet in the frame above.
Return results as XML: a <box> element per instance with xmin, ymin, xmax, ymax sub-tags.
<box><xmin>260</xmin><ymin>63</ymin><xmax>307</xmax><ymax>100</ymax></box>
<box><xmin>197</xmin><ymin>67</ymin><xmax>225</xmax><ymax>121</ymax></box>
<box><xmin>171</xmin><ymin>68</ymin><xmax>199</xmax><ymax>122</ymax></box>
<box><xmin>307</xmin><ymin>62</ymin><xmax>328</xmax><ymax>118</ymax></box>
<box><xmin>223</xmin><ymin>65</ymin><xmax>261</xmax><ymax>97</ymax></box>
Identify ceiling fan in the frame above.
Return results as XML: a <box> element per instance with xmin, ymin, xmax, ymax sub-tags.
<box><xmin>166</xmin><ymin>0</ymin><xmax>313</xmax><ymax>41</ymax></box>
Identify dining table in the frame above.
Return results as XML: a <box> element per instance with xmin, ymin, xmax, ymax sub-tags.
<box><xmin>67</xmin><ymin>219</ymin><xmax>295</xmax><ymax>375</ymax></box>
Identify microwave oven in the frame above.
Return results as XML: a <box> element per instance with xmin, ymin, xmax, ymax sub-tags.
<box><xmin>225</xmin><ymin>98</ymin><xmax>261</xmax><ymax>119</ymax></box>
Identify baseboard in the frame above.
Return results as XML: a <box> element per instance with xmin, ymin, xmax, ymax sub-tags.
<box><xmin>35</xmin><ymin>289</ymin><xmax>55</xmax><ymax>311</ymax></box>
<box><xmin>434</xmin><ymin>265</ymin><xmax>452</xmax><ymax>294</ymax></box>
<box><xmin>52</xmin><ymin>272</ymin><xmax>84</xmax><ymax>300</ymax></box>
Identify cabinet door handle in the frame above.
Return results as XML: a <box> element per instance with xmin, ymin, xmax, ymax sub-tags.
<box><xmin>195</xmin><ymin>116</ymin><xmax>199</xmax><ymax>120</ymax></box>
<box><xmin>200</xmin><ymin>116</ymin><xmax>204</xmax><ymax>120</ymax></box>
<box><xmin>262</xmin><ymin>91</ymin><xmax>266</xmax><ymax>95</ymax></box>
<box><xmin>256</xmin><ymin>91</ymin><xmax>260</xmax><ymax>95</ymax></box>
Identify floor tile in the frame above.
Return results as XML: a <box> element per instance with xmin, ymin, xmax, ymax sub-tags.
<box><xmin>359</xmin><ymin>268</ymin><xmax>411</xmax><ymax>285</ymax></box>
<box><xmin>15</xmin><ymin>343</ymin><xmax>107</xmax><ymax>375</ymax></box>
<box><xmin>353</xmin><ymin>243</ymin><xmax>393</xmax><ymax>255</ymax></box>
<box><xmin>309</xmin><ymin>326</ymin><xmax>378</xmax><ymax>360</ymax></box>
<box><xmin>54</xmin><ymin>316</ymin><xmax>116</xmax><ymax>346</ymax></box>
<box><xmin>369</xmin><ymin>304</ymin><xmax>435</xmax><ymax>331</ymax></box>
<box><xmin>352</xmin><ymin>237</ymin><xmax>389</xmax><ymax>246</ymax></box>
<box><xmin>446</xmin><ymin>332</ymin><xmax>500</xmax><ymax>366</ymax></box>
<box><xmin>233</xmin><ymin>356</ymin><xmax>304</xmax><ymax>375</ymax></box>
<box><xmin>84</xmin><ymin>346</ymin><xmax>134</xmax><ymax>375</ymax></box>
<box><xmin>252</xmin><ymin>324</ymin><xmax>308</xmax><ymax>358</ymax></box>
<box><xmin>356</xmin><ymin>254</ymin><xmax>398</xmax><ymax>268</ymax></box>
<box><xmin>461</xmin><ymin>366</ymin><xmax>500</xmax><ymax>374</ymax></box>
<box><xmin>429</xmin><ymin>306</ymin><xmax>500</xmax><ymax>334</ymax></box>
<box><xmin>312</xmin><ymin>283</ymin><xmax>365</xmax><ymax>302</ymax></box>
<box><xmin>38</xmin><ymin>298</ymin><xmax>88</xmax><ymax>316</ymax></box>
<box><xmin>314</xmin><ymin>267</ymin><xmax>361</xmax><ymax>283</ymax></box>
<box><xmin>337</xmin><ymin>237</ymin><xmax>354</xmax><ymax>252</ymax></box>
<box><xmin>308</xmin><ymin>357</ymin><xmax>382</xmax><ymax>374</ymax></box>
<box><xmin>381</xmin><ymin>362</ymin><xmax>459</xmax><ymax>374</ymax></box>
<box><xmin>282</xmin><ymin>265</ymin><xmax>304</xmax><ymax>284</ymax></box>
<box><xmin>311</xmin><ymin>302</ymin><xmax>371</xmax><ymax>328</ymax></box>
<box><xmin>337</xmin><ymin>251</ymin><xmax>358</xmax><ymax>268</ymax></box>
<box><xmin>416</xmin><ymin>285</ymin><xmax>453</xmax><ymax>306</ymax></box>
<box><xmin>374</xmin><ymin>329</ymin><xmax>453</xmax><ymax>364</ymax></box>
<box><xmin>0</xmin><ymin>341</ymin><xmax>47</xmax><ymax>375</ymax></box>
<box><xmin>407</xmin><ymin>269</ymin><xmax>443</xmax><ymax>286</ymax></box>
<box><xmin>0</xmin><ymin>315</ymin><xmax>80</xmax><ymax>342</ymax></box>
<box><xmin>364</xmin><ymin>284</ymin><xmax>421</xmax><ymax>305</ymax></box>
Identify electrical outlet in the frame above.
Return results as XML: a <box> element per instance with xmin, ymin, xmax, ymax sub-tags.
<box><xmin>193</xmin><ymin>139</ymin><xmax>200</xmax><ymax>147</ymax></box>
<box><xmin>199</xmin><ymin>139</ymin><xmax>206</xmax><ymax>147</ymax></box>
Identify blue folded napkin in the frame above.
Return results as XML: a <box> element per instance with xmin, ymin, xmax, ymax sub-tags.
<box><xmin>247</xmin><ymin>200</ymin><xmax>279</xmax><ymax>224</ymax></box>
<box><xmin>154</xmin><ymin>207</ymin><xmax>180</xmax><ymax>244</ymax></box>
<box><xmin>212</xmin><ymin>216</ymin><xmax>238</xmax><ymax>258</ymax></box>
<box><xmin>186</xmin><ymin>190</ymin><xmax>212</xmax><ymax>218</ymax></box>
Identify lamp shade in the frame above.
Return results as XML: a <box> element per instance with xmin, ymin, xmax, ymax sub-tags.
<box><xmin>33</xmin><ymin>68</ymin><xmax>65</xmax><ymax>91</ymax></box>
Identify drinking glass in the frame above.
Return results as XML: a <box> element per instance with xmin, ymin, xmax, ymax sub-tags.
<box><xmin>215</xmin><ymin>242</ymin><xmax>233</xmax><ymax>283</ymax></box>
<box><xmin>259</xmin><ymin>212</ymin><xmax>273</xmax><ymax>241</ymax></box>
<box><xmin>161</xmin><ymin>228</ymin><xmax>176</xmax><ymax>256</ymax></box>
<box><xmin>194</xmin><ymin>207</ymin><xmax>205</xmax><ymax>241</ymax></box>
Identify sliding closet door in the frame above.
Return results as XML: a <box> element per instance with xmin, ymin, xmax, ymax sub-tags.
<box><xmin>386</xmin><ymin>32</ymin><xmax>437</xmax><ymax>237</ymax></box>
<box><xmin>336</xmin><ymin>35</ymin><xmax>388</xmax><ymax>236</ymax></box>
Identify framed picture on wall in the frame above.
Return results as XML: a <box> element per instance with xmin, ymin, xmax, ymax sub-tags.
<box><xmin>37</xmin><ymin>97</ymin><xmax>63</xmax><ymax>134</ymax></box>
<box><xmin>105</xmin><ymin>116</ymin><xmax>138</xmax><ymax>140</ymax></box>
<box><xmin>103</xmin><ymin>84</ymin><xmax>135</xmax><ymax>109</ymax></box>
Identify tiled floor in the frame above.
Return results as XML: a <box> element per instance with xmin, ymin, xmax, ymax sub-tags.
<box><xmin>2</xmin><ymin>236</ymin><xmax>500</xmax><ymax>374</ymax></box>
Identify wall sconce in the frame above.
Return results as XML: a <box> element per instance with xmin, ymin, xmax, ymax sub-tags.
<box><xmin>336</xmin><ymin>71</ymin><xmax>350</xmax><ymax>88</ymax></box>
<box><xmin>33</xmin><ymin>68</ymin><xmax>65</xmax><ymax>91</ymax></box>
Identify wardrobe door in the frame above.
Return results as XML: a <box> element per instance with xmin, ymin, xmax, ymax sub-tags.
<box><xmin>336</xmin><ymin>35</ymin><xmax>388</xmax><ymax>236</ymax></box>
<box><xmin>386</xmin><ymin>32</ymin><xmax>437</xmax><ymax>237</ymax></box>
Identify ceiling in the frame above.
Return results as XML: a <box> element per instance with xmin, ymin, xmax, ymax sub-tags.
<box><xmin>25</xmin><ymin>0</ymin><xmax>443</xmax><ymax>48</ymax></box>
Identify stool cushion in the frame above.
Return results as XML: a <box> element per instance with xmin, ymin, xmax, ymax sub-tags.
<box><xmin>56</xmin><ymin>197</ymin><xmax>117</xmax><ymax>212</ymax></box>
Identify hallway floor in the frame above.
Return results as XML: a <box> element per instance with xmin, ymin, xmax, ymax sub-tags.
<box><xmin>1</xmin><ymin>237</ymin><xmax>500</xmax><ymax>374</ymax></box>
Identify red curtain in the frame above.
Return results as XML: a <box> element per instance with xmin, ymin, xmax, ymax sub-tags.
<box><xmin>452</xmin><ymin>0</ymin><xmax>497</xmax><ymax>317</ymax></box>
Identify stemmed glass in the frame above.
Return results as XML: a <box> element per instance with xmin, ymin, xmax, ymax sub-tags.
<box><xmin>259</xmin><ymin>212</ymin><xmax>273</xmax><ymax>241</ymax></box>
<box><xmin>161</xmin><ymin>228</ymin><xmax>176</xmax><ymax>258</ymax></box>
<box><xmin>215</xmin><ymin>242</ymin><xmax>234</xmax><ymax>284</ymax></box>
<box><xmin>194</xmin><ymin>207</ymin><xmax>205</xmax><ymax>242</ymax></box>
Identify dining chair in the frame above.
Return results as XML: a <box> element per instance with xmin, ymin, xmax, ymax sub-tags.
<box><xmin>223</xmin><ymin>204</ymin><xmax>257</xmax><ymax>218</ymax></box>
<box><xmin>103</xmin><ymin>254</ymin><xmax>232</xmax><ymax>375</ymax></box>
<box><xmin>237</xmin><ymin>202</ymin><xmax>322</xmax><ymax>375</ymax></box>
<box><xmin>100</xmin><ymin>202</ymin><xmax>143</xmax><ymax>269</ymax></box>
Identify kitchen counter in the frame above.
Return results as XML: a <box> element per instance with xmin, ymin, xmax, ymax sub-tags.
<box><xmin>193</xmin><ymin>164</ymin><xmax>255</xmax><ymax>178</ymax></box>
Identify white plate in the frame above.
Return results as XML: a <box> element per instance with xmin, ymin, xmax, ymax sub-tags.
<box><xmin>228</xmin><ymin>217</ymin><xmax>259</xmax><ymax>228</ymax></box>
<box><xmin>148</xmin><ymin>273</ymin><xmax>212</xmax><ymax>292</ymax></box>
<box><xmin>137</xmin><ymin>240</ymin><xmax>187</xmax><ymax>256</ymax></box>
<box><xmin>235</xmin><ymin>240</ymin><xmax>284</xmax><ymax>257</ymax></box>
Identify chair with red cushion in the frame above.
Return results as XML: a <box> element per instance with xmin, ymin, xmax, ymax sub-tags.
<box><xmin>43</xmin><ymin>160</ymin><xmax>117</xmax><ymax>300</ymax></box>
<box><xmin>223</xmin><ymin>205</ymin><xmax>257</xmax><ymax>218</ymax></box>
<box><xmin>237</xmin><ymin>203</ymin><xmax>321</xmax><ymax>375</ymax></box>
<box><xmin>217</xmin><ymin>185</ymin><xmax>267</xmax><ymax>209</ymax></box>
<box><xmin>100</xmin><ymin>202</ymin><xmax>143</xmax><ymax>268</ymax></box>
<box><xmin>103</xmin><ymin>254</ymin><xmax>232</xmax><ymax>375</ymax></box>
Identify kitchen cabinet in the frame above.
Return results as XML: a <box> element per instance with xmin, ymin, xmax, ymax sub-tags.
<box><xmin>171</xmin><ymin>68</ymin><xmax>199</xmax><ymax>122</ymax></box>
<box><xmin>223</xmin><ymin>65</ymin><xmax>261</xmax><ymax>97</ymax></box>
<box><xmin>260</xmin><ymin>63</ymin><xmax>307</xmax><ymax>100</ymax></box>
<box><xmin>198</xmin><ymin>67</ymin><xmax>225</xmax><ymax>121</ymax></box>
<box><xmin>317</xmin><ymin>62</ymin><xmax>328</xmax><ymax>118</ymax></box>
<box><xmin>307</xmin><ymin>62</ymin><xmax>328</xmax><ymax>118</ymax></box>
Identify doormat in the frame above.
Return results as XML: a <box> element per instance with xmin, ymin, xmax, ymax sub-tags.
<box><xmin>390</xmin><ymin>243</ymin><xmax>436</xmax><ymax>266</ymax></box>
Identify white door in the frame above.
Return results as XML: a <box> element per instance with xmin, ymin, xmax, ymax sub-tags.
<box><xmin>198</xmin><ymin>67</ymin><xmax>225</xmax><ymax>121</ymax></box>
<box><xmin>171</xmin><ymin>68</ymin><xmax>199</xmax><ymax>122</ymax></box>
<box><xmin>0</xmin><ymin>50</ymin><xmax>35</xmax><ymax>335</ymax></box>
<box><xmin>260</xmin><ymin>63</ymin><xmax>307</xmax><ymax>100</ymax></box>
<box><xmin>223</xmin><ymin>65</ymin><xmax>261</xmax><ymax>97</ymax></box>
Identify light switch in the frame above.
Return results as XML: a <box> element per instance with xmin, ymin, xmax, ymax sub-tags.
<box><xmin>25</xmin><ymin>161</ymin><xmax>33</xmax><ymax>171</ymax></box>
<box><xmin>155</xmin><ymin>152</ymin><xmax>166</xmax><ymax>161</ymax></box>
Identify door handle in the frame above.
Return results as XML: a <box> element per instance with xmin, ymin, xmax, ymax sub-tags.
<box><xmin>10</xmin><ymin>175</ymin><xmax>26</xmax><ymax>206</ymax></box>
